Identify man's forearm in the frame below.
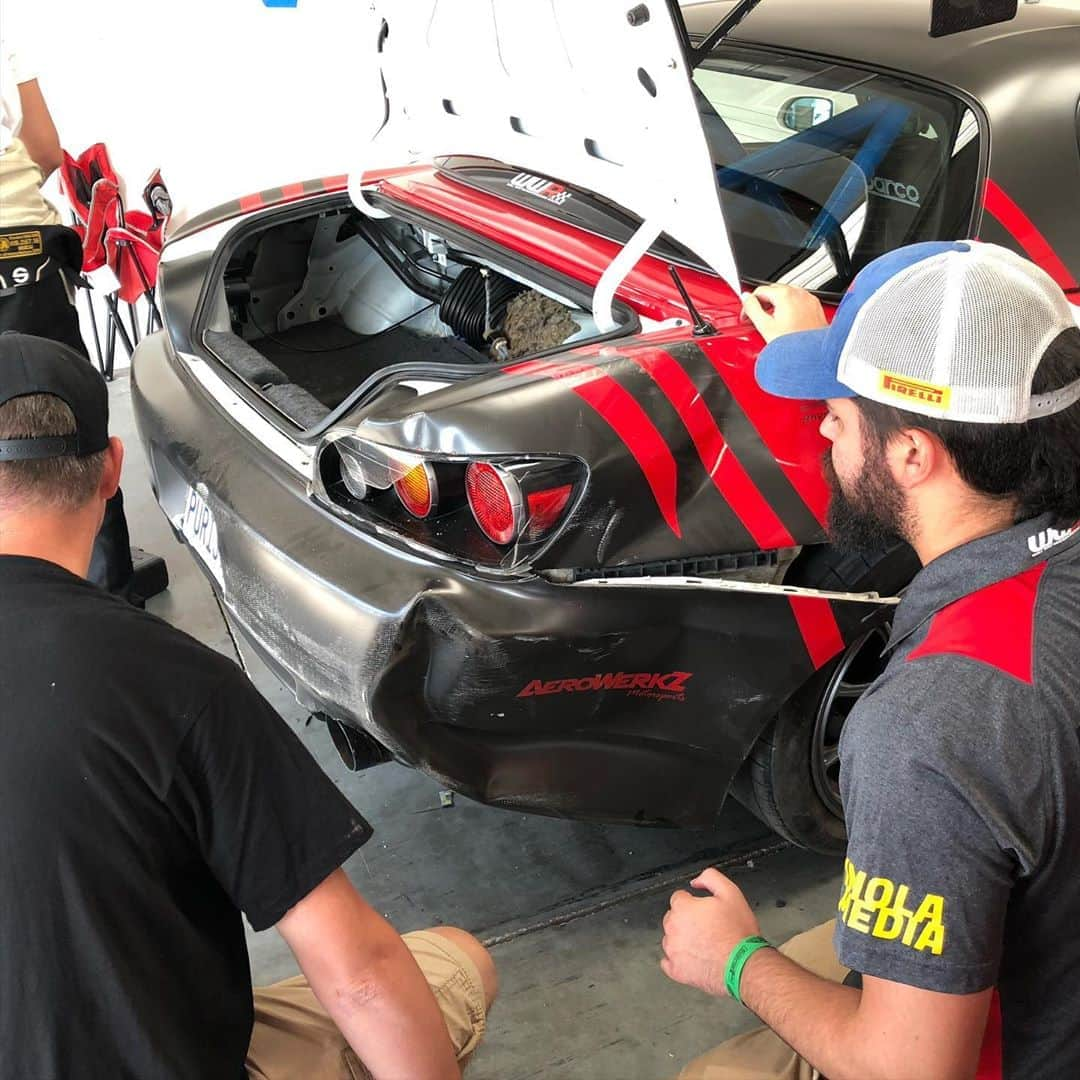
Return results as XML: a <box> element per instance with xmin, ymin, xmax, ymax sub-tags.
<box><xmin>316</xmin><ymin>932</ymin><xmax>460</xmax><ymax>1080</ymax></box>
<box><xmin>279</xmin><ymin>870</ymin><xmax>462</xmax><ymax>1080</ymax></box>
<box><xmin>738</xmin><ymin>950</ymin><xmax>985</xmax><ymax>1080</ymax></box>
<box><xmin>737</xmin><ymin>949</ymin><xmax>874</xmax><ymax>1080</ymax></box>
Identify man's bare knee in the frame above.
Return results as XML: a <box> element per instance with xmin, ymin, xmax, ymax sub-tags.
<box><xmin>428</xmin><ymin>927</ymin><xmax>498</xmax><ymax>1007</ymax></box>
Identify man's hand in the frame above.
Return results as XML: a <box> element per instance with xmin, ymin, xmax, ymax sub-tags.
<box><xmin>660</xmin><ymin>867</ymin><xmax>761</xmax><ymax>997</ymax></box>
<box><xmin>742</xmin><ymin>285</ymin><xmax>828</xmax><ymax>343</ymax></box>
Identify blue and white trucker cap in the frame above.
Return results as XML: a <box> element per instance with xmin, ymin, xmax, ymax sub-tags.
<box><xmin>755</xmin><ymin>241</ymin><xmax>1080</xmax><ymax>423</ymax></box>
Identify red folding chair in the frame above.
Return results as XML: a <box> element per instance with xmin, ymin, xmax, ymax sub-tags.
<box><xmin>105</xmin><ymin>167</ymin><xmax>171</xmax><ymax>338</ymax></box>
<box><xmin>82</xmin><ymin>177</ymin><xmax>134</xmax><ymax>379</ymax></box>
<box><xmin>58</xmin><ymin>144</ymin><xmax>116</xmax><ymax>375</ymax></box>
<box><xmin>59</xmin><ymin>145</ymin><xmax>171</xmax><ymax>380</ymax></box>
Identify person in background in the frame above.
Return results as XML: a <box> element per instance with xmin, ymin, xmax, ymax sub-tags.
<box><xmin>664</xmin><ymin>242</ymin><xmax>1080</xmax><ymax>1080</ymax></box>
<box><xmin>0</xmin><ymin>331</ymin><xmax>496</xmax><ymax>1079</ymax></box>
<box><xmin>1</xmin><ymin>21</ymin><xmax>161</xmax><ymax>600</ymax></box>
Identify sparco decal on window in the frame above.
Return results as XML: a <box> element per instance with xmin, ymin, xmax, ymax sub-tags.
<box><xmin>518</xmin><ymin>670</ymin><xmax>692</xmax><ymax>701</ymax></box>
<box><xmin>870</xmin><ymin>176</ymin><xmax>921</xmax><ymax>207</ymax></box>
<box><xmin>507</xmin><ymin>173</ymin><xmax>573</xmax><ymax>206</ymax></box>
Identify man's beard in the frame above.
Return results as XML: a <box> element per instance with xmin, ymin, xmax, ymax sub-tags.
<box><xmin>823</xmin><ymin>448</ymin><xmax>912</xmax><ymax>553</ymax></box>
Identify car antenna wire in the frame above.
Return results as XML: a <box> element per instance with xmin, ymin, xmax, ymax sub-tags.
<box><xmin>668</xmin><ymin>265</ymin><xmax>716</xmax><ymax>337</ymax></box>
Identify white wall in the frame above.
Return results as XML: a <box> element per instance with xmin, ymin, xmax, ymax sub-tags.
<box><xmin>14</xmin><ymin>0</ymin><xmax>382</xmax><ymax>367</ymax></box>
<box><xmin>32</xmin><ymin>0</ymin><xmax>380</xmax><ymax>221</ymax></box>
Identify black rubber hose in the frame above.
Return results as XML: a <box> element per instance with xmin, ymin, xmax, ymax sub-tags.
<box><xmin>439</xmin><ymin>266</ymin><xmax>525</xmax><ymax>348</ymax></box>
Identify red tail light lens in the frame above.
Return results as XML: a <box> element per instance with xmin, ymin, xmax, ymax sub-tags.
<box><xmin>525</xmin><ymin>484</ymin><xmax>573</xmax><ymax>537</ymax></box>
<box><xmin>394</xmin><ymin>462</ymin><xmax>437</xmax><ymax>518</ymax></box>
<box><xmin>466</xmin><ymin>463</ymin><xmax>522</xmax><ymax>545</ymax></box>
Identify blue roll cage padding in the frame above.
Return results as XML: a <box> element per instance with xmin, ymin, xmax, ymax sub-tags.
<box><xmin>803</xmin><ymin>100</ymin><xmax>913</xmax><ymax>251</ymax></box>
<box><xmin>713</xmin><ymin>97</ymin><xmax>914</xmax><ymax>254</ymax></box>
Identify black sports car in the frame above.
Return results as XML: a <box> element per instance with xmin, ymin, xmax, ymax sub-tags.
<box><xmin>132</xmin><ymin>0</ymin><xmax>1080</xmax><ymax>852</ymax></box>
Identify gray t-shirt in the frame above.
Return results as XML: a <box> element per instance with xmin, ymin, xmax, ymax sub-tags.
<box><xmin>836</xmin><ymin>513</ymin><xmax>1080</xmax><ymax>1079</ymax></box>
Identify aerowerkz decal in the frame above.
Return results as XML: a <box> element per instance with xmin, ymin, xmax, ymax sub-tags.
<box><xmin>518</xmin><ymin>670</ymin><xmax>693</xmax><ymax>702</ymax></box>
<box><xmin>507</xmin><ymin>172</ymin><xmax>574</xmax><ymax>207</ymax></box>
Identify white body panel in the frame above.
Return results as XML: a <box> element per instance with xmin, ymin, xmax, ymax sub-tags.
<box><xmin>351</xmin><ymin>0</ymin><xmax>740</xmax><ymax>327</ymax></box>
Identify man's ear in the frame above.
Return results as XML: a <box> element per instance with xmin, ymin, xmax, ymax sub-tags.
<box><xmin>99</xmin><ymin>436</ymin><xmax>124</xmax><ymax>501</ymax></box>
<box><xmin>887</xmin><ymin>427</ymin><xmax>940</xmax><ymax>491</ymax></box>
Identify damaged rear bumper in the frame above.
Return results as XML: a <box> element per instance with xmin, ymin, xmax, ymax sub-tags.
<box><xmin>132</xmin><ymin>335</ymin><xmax>889</xmax><ymax>827</ymax></box>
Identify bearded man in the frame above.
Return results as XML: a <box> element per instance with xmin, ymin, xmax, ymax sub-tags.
<box><xmin>662</xmin><ymin>242</ymin><xmax>1080</xmax><ymax>1080</ymax></box>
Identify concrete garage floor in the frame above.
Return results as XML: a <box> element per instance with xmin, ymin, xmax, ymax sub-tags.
<box><xmin>113</xmin><ymin>373</ymin><xmax>841</xmax><ymax>1077</ymax></box>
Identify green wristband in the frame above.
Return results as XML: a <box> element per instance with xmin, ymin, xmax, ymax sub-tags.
<box><xmin>724</xmin><ymin>935</ymin><xmax>773</xmax><ymax>1004</ymax></box>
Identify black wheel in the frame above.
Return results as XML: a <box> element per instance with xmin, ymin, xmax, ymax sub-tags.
<box><xmin>730</xmin><ymin>542</ymin><xmax>918</xmax><ymax>854</ymax></box>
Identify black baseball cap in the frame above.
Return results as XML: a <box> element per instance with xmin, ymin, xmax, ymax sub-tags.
<box><xmin>0</xmin><ymin>333</ymin><xmax>109</xmax><ymax>461</ymax></box>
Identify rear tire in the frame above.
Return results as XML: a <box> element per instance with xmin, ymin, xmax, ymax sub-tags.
<box><xmin>730</xmin><ymin>542</ymin><xmax>918</xmax><ymax>855</ymax></box>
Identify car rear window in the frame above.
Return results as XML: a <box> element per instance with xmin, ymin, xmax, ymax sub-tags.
<box><xmin>693</xmin><ymin>44</ymin><xmax>981</xmax><ymax>291</ymax></box>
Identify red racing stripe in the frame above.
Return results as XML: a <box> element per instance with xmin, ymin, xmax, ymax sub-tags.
<box><xmin>281</xmin><ymin>182</ymin><xmax>307</xmax><ymax>199</ymax></box>
<box><xmin>788</xmin><ymin>595</ymin><xmax>845</xmax><ymax>670</ymax></box>
<box><xmin>238</xmin><ymin>192</ymin><xmax>265</xmax><ymax>212</ymax></box>
<box><xmin>506</xmin><ymin>359</ymin><xmax>681</xmax><ymax>537</ymax></box>
<box><xmin>698</xmin><ymin>338</ymin><xmax>832</xmax><ymax>529</ymax></box>
<box><xmin>626</xmin><ymin>350</ymin><xmax>796</xmax><ymax>549</ymax></box>
<box><xmin>983</xmin><ymin>179</ymin><xmax>1078</xmax><ymax>291</ymax></box>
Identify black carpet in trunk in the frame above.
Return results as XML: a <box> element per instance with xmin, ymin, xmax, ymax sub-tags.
<box><xmin>252</xmin><ymin>317</ymin><xmax>484</xmax><ymax>409</ymax></box>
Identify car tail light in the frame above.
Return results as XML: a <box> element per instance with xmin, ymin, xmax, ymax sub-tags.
<box><xmin>466</xmin><ymin>462</ymin><xmax>523</xmax><ymax>545</ymax></box>
<box><xmin>526</xmin><ymin>484</ymin><xmax>573</xmax><ymax>536</ymax></box>
<box><xmin>316</xmin><ymin>433</ymin><xmax>585</xmax><ymax>566</ymax></box>
<box><xmin>394</xmin><ymin>461</ymin><xmax>437</xmax><ymax>518</ymax></box>
<box><xmin>339</xmin><ymin>450</ymin><xmax>368</xmax><ymax>501</ymax></box>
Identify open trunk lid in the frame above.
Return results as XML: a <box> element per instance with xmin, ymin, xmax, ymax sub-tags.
<box><xmin>352</xmin><ymin>0</ymin><xmax>741</xmax><ymax>329</ymax></box>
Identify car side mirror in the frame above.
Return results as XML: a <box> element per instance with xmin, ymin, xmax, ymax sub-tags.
<box><xmin>780</xmin><ymin>96</ymin><xmax>834</xmax><ymax>133</ymax></box>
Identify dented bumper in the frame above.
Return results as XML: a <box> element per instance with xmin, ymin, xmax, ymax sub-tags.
<box><xmin>132</xmin><ymin>335</ymin><xmax>884</xmax><ymax>826</ymax></box>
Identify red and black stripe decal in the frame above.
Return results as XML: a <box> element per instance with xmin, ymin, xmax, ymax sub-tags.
<box><xmin>666</xmin><ymin>342</ymin><xmax>827</xmax><ymax>544</ymax></box>
<box><xmin>170</xmin><ymin>175</ymin><xmax>349</xmax><ymax>243</ymax></box>
<box><xmin>507</xmin><ymin>343</ymin><xmax>825</xmax><ymax>554</ymax></box>
<box><xmin>505</xmin><ymin>358</ymin><xmax>684</xmax><ymax>538</ymax></box>
<box><xmin>788</xmin><ymin>594</ymin><xmax>845</xmax><ymax>670</ymax></box>
<box><xmin>506</xmin><ymin>350</ymin><xmax>847</xmax><ymax>671</ymax></box>
<box><xmin>697</xmin><ymin>336</ymin><xmax>832</xmax><ymax>528</ymax></box>
<box><xmin>982</xmin><ymin>179</ymin><xmax>1078</xmax><ymax>292</ymax></box>
<box><xmin>623</xmin><ymin>347</ymin><xmax>796</xmax><ymax>550</ymax></box>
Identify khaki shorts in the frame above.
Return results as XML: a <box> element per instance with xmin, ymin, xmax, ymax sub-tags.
<box><xmin>0</xmin><ymin>138</ymin><xmax>61</xmax><ymax>228</ymax></box>
<box><xmin>246</xmin><ymin>929</ymin><xmax>488</xmax><ymax>1080</ymax></box>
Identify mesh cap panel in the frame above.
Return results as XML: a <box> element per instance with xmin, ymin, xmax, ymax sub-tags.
<box><xmin>837</xmin><ymin>244</ymin><xmax>1080</xmax><ymax>423</ymax></box>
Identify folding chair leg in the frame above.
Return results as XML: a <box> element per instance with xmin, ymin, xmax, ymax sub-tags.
<box><xmin>82</xmin><ymin>286</ymin><xmax>106</xmax><ymax>377</ymax></box>
<box><xmin>145</xmin><ymin>287</ymin><xmax>163</xmax><ymax>335</ymax></box>
<box><xmin>128</xmin><ymin>252</ymin><xmax>163</xmax><ymax>336</ymax></box>
<box><xmin>127</xmin><ymin>302</ymin><xmax>141</xmax><ymax>347</ymax></box>
<box><xmin>105</xmin><ymin>307</ymin><xmax>117</xmax><ymax>382</ymax></box>
<box><xmin>104</xmin><ymin>295</ymin><xmax>134</xmax><ymax>380</ymax></box>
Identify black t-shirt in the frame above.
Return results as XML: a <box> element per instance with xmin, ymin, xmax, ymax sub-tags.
<box><xmin>0</xmin><ymin>556</ymin><xmax>372</xmax><ymax>1079</ymax></box>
